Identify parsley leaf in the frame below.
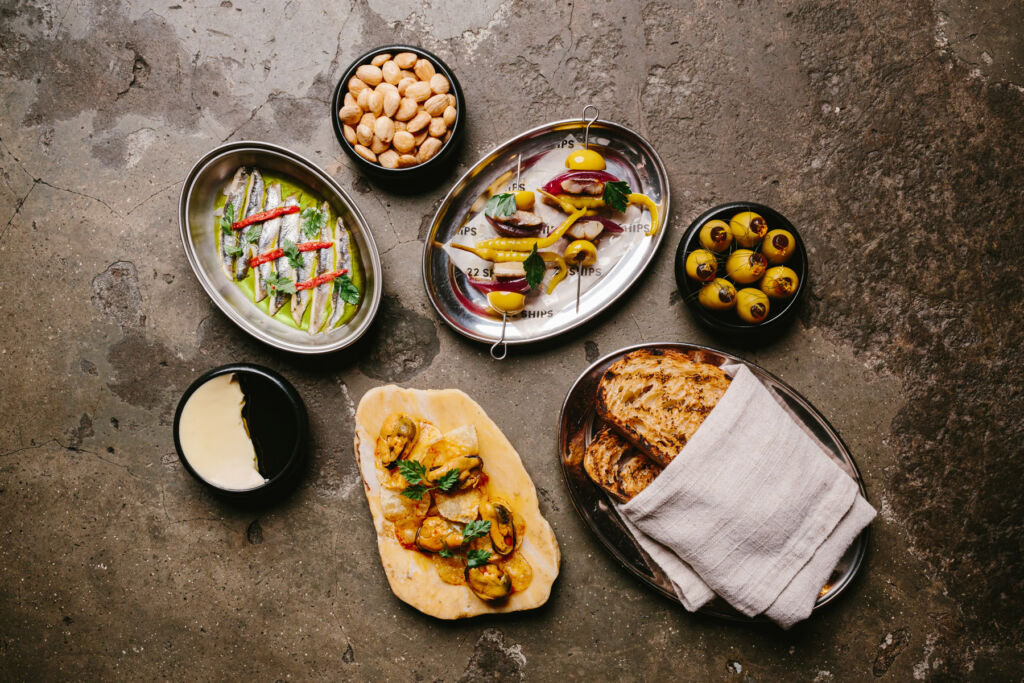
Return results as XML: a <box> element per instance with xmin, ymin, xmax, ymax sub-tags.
<box><xmin>224</xmin><ymin>242</ymin><xmax>245</xmax><ymax>258</ymax></box>
<box><xmin>401</xmin><ymin>484</ymin><xmax>428</xmax><ymax>501</ymax></box>
<box><xmin>301</xmin><ymin>207</ymin><xmax>326</xmax><ymax>240</ymax></box>
<box><xmin>281</xmin><ymin>239</ymin><xmax>303</xmax><ymax>269</ymax></box>
<box><xmin>243</xmin><ymin>224</ymin><xmax>262</xmax><ymax>244</ymax></box>
<box><xmin>334</xmin><ymin>274</ymin><xmax>361</xmax><ymax>305</ymax></box>
<box><xmin>264</xmin><ymin>272</ymin><xmax>295</xmax><ymax>298</ymax></box>
<box><xmin>462</xmin><ymin>519</ymin><xmax>491</xmax><ymax>543</ymax></box>
<box><xmin>219</xmin><ymin>203</ymin><xmax>235</xmax><ymax>236</ymax></box>
<box><xmin>466</xmin><ymin>549</ymin><xmax>492</xmax><ymax>568</ymax></box>
<box><xmin>438</xmin><ymin>547</ymin><xmax>454</xmax><ymax>559</ymax></box>
<box><xmin>484</xmin><ymin>192</ymin><xmax>516</xmax><ymax>219</ymax></box>
<box><xmin>523</xmin><ymin>244</ymin><xmax>545</xmax><ymax>290</ymax></box>
<box><xmin>436</xmin><ymin>469</ymin><xmax>461</xmax><ymax>492</ymax></box>
<box><xmin>602</xmin><ymin>180</ymin><xmax>631</xmax><ymax>213</ymax></box>
<box><xmin>396</xmin><ymin>459</ymin><xmax>426</xmax><ymax>486</ymax></box>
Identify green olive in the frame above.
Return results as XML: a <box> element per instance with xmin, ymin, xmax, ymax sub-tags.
<box><xmin>725</xmin><ymin>249</ymin><xmax>767</xmax><ymax>284</ymax></box>
<box><xmin>698</xmin><ymin>278</ymin><xmax>737</xmax><ymax>311</ymax></box>
<box><xmin>698</xmin><ymin>219</ymin><xmax>733</xmax><ymax>253</ymax></box>
<box><xmin>762</xmin><ymin>229</ymin><xmax>795</xmax><ymax>264</ymax></box>
<box><xmin>685</xmin><ymin>249</ymin><xmax>718</xmax><ymax>283</ymax></box>
<box><xmin>729</xmin><ymin>211</ymin><xmax>768</xmax><ymax>248</ymax></box>
<box><xmin>760</xmin><ymin>266</ymin><xmax>799</xmax><ymax>298</ymax></box>
<box><xmin>736</xmin><ymin>288</ymin><xmax>770</xmax><ymax>323</ymax></box>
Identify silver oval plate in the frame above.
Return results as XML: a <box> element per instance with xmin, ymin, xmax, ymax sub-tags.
<box><xmin>422</xmin><ymin>119</ymin><xmax>670</xmax><ymax>347</ymax></box>
<box><xmin>558</xmin><ymin>342</ymin><xmax>869</xmax><ymax>620</ymax></box>
<box><xmin>179</xmin><ymin>141</ymin><xmax>382</xmax><ymax>354</ymax></box>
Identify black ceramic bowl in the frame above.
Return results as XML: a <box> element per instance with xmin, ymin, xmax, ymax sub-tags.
<box><xmin>675</xmin><ymin>202</ymin><xmax>808</xmax><ymax>341</ymax></box>
<box><xmin>173</xmin><ymin>363</ymin><xmax>308</xmax><ymax>505</ymax></box>
<box><xmin>332</xmin><ymin>45</ymin><xmax>465</xmax><ymax>189</ymax></box>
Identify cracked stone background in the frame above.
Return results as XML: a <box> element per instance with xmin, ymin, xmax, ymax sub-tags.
<box><xmin>1</xmin><ymin>0</ymin><xmax>1022</xmax><ymax>679</ymax></box>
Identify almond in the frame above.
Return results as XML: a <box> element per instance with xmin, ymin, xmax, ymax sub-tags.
<box><xmin>413</xmin><ymin>58</ymin><xmax>435</xmax><ymax>81</ymax></box>
<box><xmin>382</xmin><ymin>60</ymin><xmax>401</xmax><ymax>84</ymax></box>
<box><xmin>405</xmin><ymin>80</ymin><xmax>432</xmax><ymax>103</ymax></box>
<box><xmin>394</xmin><ymin>52</ymin><xmax>417</xmax><ymax>69</ymax></box>
<box><xmin>406</xmin><ymin>110</ymin><xmax>431</xmax><ymax>134</ymax></box>
<box><xmin>429</xmin><ymin>73</ymin><xmax>449</xmax><ymax>94</ymax></box>
<box><xmin>395</xmin><ymin>97</ymin><xmax>418</xmax><ymax>121</ymax></box>
<box><xmin>417</xmin><ymin>136</ymin><xmax>442</xmax><ymax>163</ymax></box>
<box><xmin>338</xmin><ymin>105</ymin><xmax>362</xmax><ymax>125</ymax></box>
<box><xmin>355</xmin><ymin>64</ymin><xmax>383</xmax><ymax>86</ymax></box>
<box><xmin>356</xmin><ymin>123</ymin><xmax>373</xmax><ymax>146</ymax></box>
<box><xmin>354</xmin><ymin>144</ymin><xmax>377</xmax><ymax>162</ymax></box>
<box><xmin>379</xmin><ymin>149</ymin><xmax>400</xmax><ymax>169</ymax></box>
<box><xmin>374</xmin><ymin>116</ymin><xmax>395</xmax><ymax>144</ymax></box>
<box><xmin>370</xmin><ymin>53</ymin><xmax>391</xmax><ymax>67</ymax></box>
<box><xmin>423</xmin><ymin>93</ymin><xmax>448</xmax><ymax>117</ymax></box>
<box><xmin>393</xmin><ymin>130</ymin><xmax>415</xmax><ymax>153</ymax></box>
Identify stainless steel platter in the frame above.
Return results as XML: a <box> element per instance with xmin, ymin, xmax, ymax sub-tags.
<box><xmin>179</xmin><ymin>141</ymin><xmax>382</xmax><ymax>354</ymax></box>
<box><xmin>422</xmin><ymin>118</ymin><xmax>670</xmax><ymax>350</ymax></box>
<box><xmin>558</xmin><ymin>342</ymin><xmax>869</xmax><ymax>621</ymax></box>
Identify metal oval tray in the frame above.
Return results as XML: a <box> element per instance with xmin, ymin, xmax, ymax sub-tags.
<box><xmin>557</xmin><ymin>342</ymin><xmax>869</xmax><ymax>621</ymax></box>
<box><xmin>422</xmin><ymin>118</ymin><xmax>670</xmax><ymax>347</ymax></box>
<box><xmin>179</xmin><ymin>141</ymin><xmax>382</xmax><ymax>354</ymax></box>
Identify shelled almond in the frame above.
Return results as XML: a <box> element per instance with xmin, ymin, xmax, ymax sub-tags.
<box><xmin>339</xmin><ymin>51</ymin><xmax>457</xmax><ymax>169</ymax></box>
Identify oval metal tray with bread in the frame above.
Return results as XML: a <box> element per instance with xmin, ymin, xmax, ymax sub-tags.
<box><xmin>557</xmin><ymin>342</ymin><xmax>869</xmax><ymax>621</ymax></box>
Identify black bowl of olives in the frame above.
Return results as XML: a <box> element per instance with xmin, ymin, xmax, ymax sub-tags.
<box><xmin>674</xmin><ymin>202</ymin><xmax>807</xmax><ymax>340</ymax></box>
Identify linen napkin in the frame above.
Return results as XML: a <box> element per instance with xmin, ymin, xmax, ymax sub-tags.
<box><xmin>620</xmin><ymin>364</ymin><xmax>876</xmax><ymax>628</ymax></box>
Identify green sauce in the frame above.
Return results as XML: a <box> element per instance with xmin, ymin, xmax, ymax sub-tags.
<box><xmin>215</xmin><ymin>172</ymin><xmax>364</xmax><ymax>332</ymax></box>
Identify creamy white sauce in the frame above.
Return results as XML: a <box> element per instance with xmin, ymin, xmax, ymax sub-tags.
<box><xmin>179</xmin><ymin>373</ymin><xmax>266</xmax><ymax>491</ymax></box>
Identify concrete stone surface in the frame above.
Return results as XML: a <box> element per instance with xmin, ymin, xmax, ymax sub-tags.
<box><xmin>1</xmin><ymin>0</ymin><xmax>1021</xmax><ymax>679</ymax></box>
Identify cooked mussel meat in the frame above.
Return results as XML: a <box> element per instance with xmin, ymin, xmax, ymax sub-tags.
<box><xmin>414</xmin><ymin>516</ymin><xmax>464</xmax><ymax>553</ymax></box>
<box><xmin>465</xmin><ymin>563</ymin><xmax>512</xmax><ymax>601</ymax></box>
<box><xmin>428</xmin><ymin>454</ymin><xmax>483</xmax><ymax>489</ymax></box>
<box><xmin>479</xmin><ymin>498</ymin><xmax>516</xmax><ymax>555</ymax></box>
<box><xmin>377</xmin><ymin>413</ymin><xmax>418</xmax><ymax>468</ymax></box>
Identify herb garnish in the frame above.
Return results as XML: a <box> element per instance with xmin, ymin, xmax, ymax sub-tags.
<box><xmin>397</xmin><ymin>460</ymin><xmax>460</xmax><ymax>500</ymax></box>
<box><xmin>224</xmin><ymin>242</ymin><xmax>245</xmax><ymax>258</ymax></box>
<box><xmin>301</xmin><ymin>207</ymin><xmax>326</xmax><ymax>240</ymax></box>
<box><xmin>438</xmin><ymin>519</ymin><xmax>492</xmax><ymax>567</ymax></box>
<box><xmin>523</xmin><ymin>244</ymin><xmax>545</xmax><ymax>290</ymax></box>
<box><xmin>484</xmin><ymin>192</ymin><xmax>517</xmax><ymax>219</ymax></box>
<box><xmin>243</xmin><ymin>224</ymin><xmax>262</xmax><ymax>244</ymax></box>
<box><xmin>281</xmin><ymin>239</ymin><xmax>303</xmax><ymax>269</ymax></box>
<box><xmin>264</xmin><ymin>272</ymin><xmax>295</xmax><ymax>298</ymax></box>
<box><xmin>219</xmin><ymin>203</ymin><xmax>235</xmax><ymax>236</ymax></box>
<box><xmin>602</xmin><ymin>180</ymin><xmax>631</xmax><ymax>213</ymax></box>
<box><xmin>333</xmin><ymin>274</ymin><xmax>361</xmax><ymax>305</ymax></box>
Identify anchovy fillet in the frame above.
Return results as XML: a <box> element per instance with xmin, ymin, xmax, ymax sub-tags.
<box><xmin>234</xmin><ymin>170</ymin><xmax>264</xmax><ymax>281</ymax></box>
<box><xmin>218</xmin><ymin>167</ymin><xmax>250</xmax><ymax>280</ymax></box>
<box><xmin>253</xmin><ymin>183</ymin><xmax>282</xmax><ymax>302</ymax></box>
<box><xmin>327</xmin><ymin>218</ymin><xmax>353</xmax><ymax>329</ymax></box>
<box><xmin>269</xmin><ymin>195</ymin><xmax>300</xmax><ymax>317</ymax></box>
<box><xmin>308</xmin><ymin>202</ymin><xmax>333</xmax><ymax>335</ymax></box>
<box><xmin>290</xmin><ymin>204</ymin><xmax>318</xmax><ymax>325</ymax></box>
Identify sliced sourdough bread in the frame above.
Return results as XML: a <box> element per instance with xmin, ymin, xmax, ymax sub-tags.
<box><xmin>596</xmin><ymin>348</ymin><xmax>731</xmax><ymax>467</ymax></box>
<box><xmin>583</xmin><ymin>425</ymin><xmax>662</xmax><ymax>502</ymax></box>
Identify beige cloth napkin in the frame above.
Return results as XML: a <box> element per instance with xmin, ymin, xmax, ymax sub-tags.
<box><xmin>620</xmin><ymin>365</ymin><xmax>876</xmax><ymax>628</ymax></box>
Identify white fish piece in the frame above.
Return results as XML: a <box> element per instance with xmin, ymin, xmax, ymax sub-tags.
<box><xmin>234</xmin><ymin>170</ymin><xmax>264</xmax><ymax>281</ymax></box>
<box><xmin>290</xmin><ymin>204</ymin><xmax>319</xmax><ymax>325</ymax></box>
<box><xmin>269</xmin><ymin>195</ymin><xmax>300</xmax><ymax>317</ymax></box>
<box><xmin>326</xmin><ymin>218</ymin><xmax>353</xmax><ymax>329</ymax></box>
<box><xmin>253</xmin><ymin>182</ymin><xmax>282</xmax><ymax>302</ymax></box>
<box><xmin>218</xmin><ymin>167</ymin><xmax>250</xmax><ymax>280</ymax></box>
<box><xmin>308</xmin><ymin>201</ymin><xmax>334</xmax><ymax>335</ymax></box>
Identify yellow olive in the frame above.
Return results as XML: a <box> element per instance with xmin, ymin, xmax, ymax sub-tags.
<box><xmin>514</xmin><ymin>190</ymin><xmax>535</xmax><ymax>210</ymax></box>
<box><xmin>736</xmin><ymin>288</ymin><xmax>770</xmax><ymax>323</ymax></box>
<box><xmin>698</xmin><ymin>278</ymin><xmax>737</xmax><ymax>311</ymax></box>
<box><xmin>729</xmin><ymin>211</ymin><xmax>769</xmax><ymax>248</ymax></box>
<box><xmin>564</xmin><ymin>240</ymin><xmax>598</xmax><ymax>267</ymax></box>
<box><xmin>760</xmin><ymin>266</ymin><xmax>799</xmax><ymax>298</ymax></box>
<box><xmin>698</xmin><ymin>219</ymin><xmax>733</xmax><ymax>253</ymax></box>
<box><xmin>685</xmin><ymin>249</ymin><xmax>719</xmax><ymax>283</ymax></box>
<box><xmin>565</xmin><ymin>148</ymin><xmax>606</xmax><ymax>171</ymax></box>
<box><xmin>725</xmin><ymin>249</ymin><xmax>767</xmax><ymax>284</ymax></box>
<box><xmin>762</xmin><ymin>229</ymin><xmax>795</xmax><ymax>264</ymax></box>
<box><xmin>486</xmin><ymin>291</ymin><xmax>525</xmax><ymax>315</ymax></box>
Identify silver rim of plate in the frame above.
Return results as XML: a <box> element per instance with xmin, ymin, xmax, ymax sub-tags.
<box><xmin>557</xmin><ymin>342</ymin><xmax>870</xmax><ymax>621</ymax></box>
<box><xmin>422</xmin><ymin>118</ymin><xmax>670</xmax><ymax>346</ymax></box>
<box><xmin>179</xmin><ymin>141</ymin><xmax>383</xmax><ymax>354</ymax></box>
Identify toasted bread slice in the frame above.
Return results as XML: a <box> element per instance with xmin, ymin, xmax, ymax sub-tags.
<box><xmin>583</xmin><ymin>425</ymin><xmax>662</xmax><ymax>502</ymax></box>
<box><xmin>596</xmin><ymin>349</ymin><xmax>731</xmax><ymax>466</ymax></box>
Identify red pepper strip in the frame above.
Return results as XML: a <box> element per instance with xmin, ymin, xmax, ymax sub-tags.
<box><xmin>249</xmin><ymin>241</ymin><xmax>334</xmax><ymax>267</ymax></box>
<box><xmin>230</xmin><ymin>204</ymin><xmax>300</xmax><ymax>230</ymax></box>
<box><xmin>294</xmin><ymin>269</ymin><xmax>348</xmax><ymax>292</ymax></box>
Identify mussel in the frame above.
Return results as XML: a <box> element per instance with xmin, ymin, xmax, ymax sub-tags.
<box><xmin>479</xmin><ymin>499</ymin><xmax>516</xmax><ymax>555</ymax></box>
<box><xmin>376</xmin><ymin>413</ymin><xmax>418</xmax><ymax>468</ymax></box>
<box><xmin>428</xmin><ymin>454</ymin><xmax>483</xmax><ymax>489</ymax></box>
<box><xmin>414</xmin><ymin>516</ymin><xmax>464</xmax><ymax>553</ymax></box>
<box><xmin>465</xmin><ymin>564</ymin><xmax>512</xmax><ymax>601</ymax></box>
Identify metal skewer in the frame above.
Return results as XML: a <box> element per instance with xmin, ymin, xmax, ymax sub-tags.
<box><xmin>582</xmin><ymin>104</ymin><xmax>599</xmax><ymax>149</ymax></box>
<box><xmin>490</xmin><ymin>312</ymin><xmax>508</xmax><ymax>360</ymax></box>
<box><xmin>575</xmin><ymin>257</ymin><xmax>582</xmax><ymax>313</ymax></box>
<box><xmin>515</xmin><ymin>153</ymin><xmax>522</xmax><ymax>192</ymax></box>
